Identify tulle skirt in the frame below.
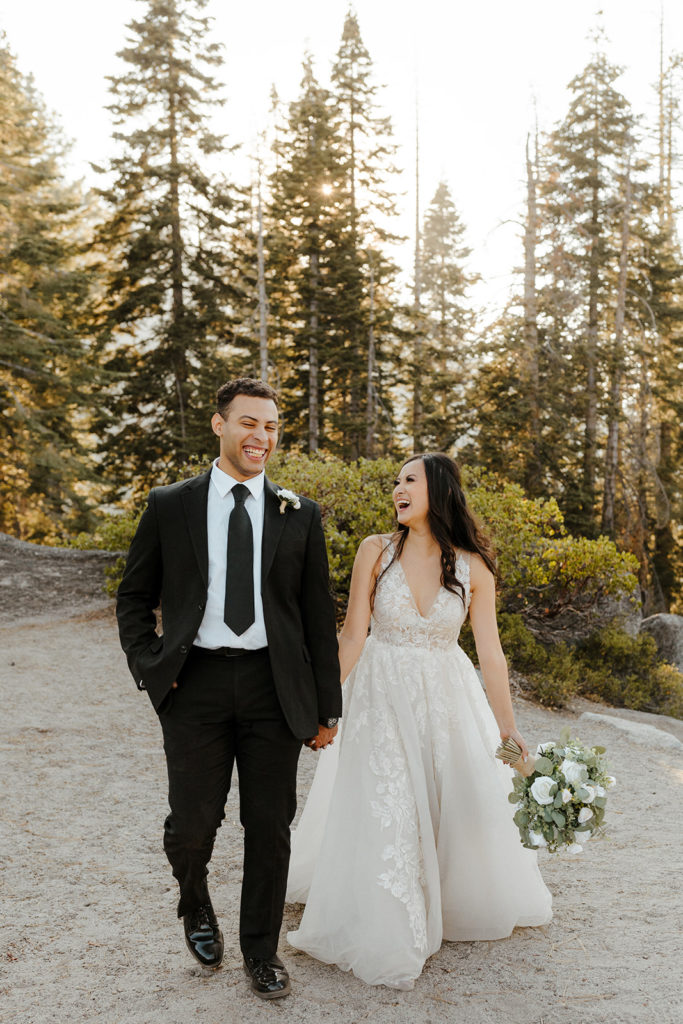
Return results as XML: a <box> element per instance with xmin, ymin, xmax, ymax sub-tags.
<box><xmin>286</xmin><ymin>636</ymin><xmax>552</xmax><ymax>989</ymax></box>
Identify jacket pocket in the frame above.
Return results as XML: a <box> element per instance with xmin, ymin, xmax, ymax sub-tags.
<box><xmin>149</xmin><ymin>635</ymin><xmax>164</xmax><ymax>655</ymax></box>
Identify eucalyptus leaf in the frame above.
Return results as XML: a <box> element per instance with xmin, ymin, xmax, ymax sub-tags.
<box><xmin>551</xmin><ymin>810</ymin><xmax>566</xmax><ymax>828</ymax></box>
<box><xmin>535</xmin><ymin>756</ymin><xmax>554</xmax><ymax>776</ymax></box>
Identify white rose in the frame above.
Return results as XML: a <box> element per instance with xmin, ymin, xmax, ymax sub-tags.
<box><xmin>566</xmin><ymin>842</ymin><xmax>583</xmax><ymax>855</ymax></box>
<box><xmin>605</xmin><ymin>775</ymin><xmax>617</xmax><ymax>789</ymax></box>
<box><xmin>560</xmin><ymin>759</ymin><xmax>588</xmax><ymax>786</ymax></box>
<box><xmin>529</xmin><ymin>830</ymin><xmax>547</xmax><ymax>848</ymax></box>
<box><xmin>530</xmin><ymin>776</ymin><xmax>557</xmax><ymax>806</ymax></box>
<box><xmin>578</xmin><ymin>807</ymin><xmax>593</xmax><ymax>824</ymax></box>
<box><xmin>536</xmin><ymin>741</ymin><xmax>555</xmax><ymax>755</ymax></box>
<box><xmin>595</xmin><ymin>785</ymin><xmax>606</xmax><ymax>798</ymax></box>
<box><xmin>580</xmin><ymin>784</ymin><xmax>596</xmax><ymax>803</ymax></box>
<box><xmin>561</xmin><ymin>788</ymin><xmax>572</xmax><ymax>804</ymax></box>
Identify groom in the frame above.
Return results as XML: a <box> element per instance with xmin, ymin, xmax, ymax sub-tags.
<box><xmin>116</xmin><ymin>377</ymin><xmax>341</xmax><ymax>1000</ymax></box>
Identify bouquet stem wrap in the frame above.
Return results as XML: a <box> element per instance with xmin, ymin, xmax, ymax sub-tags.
<box><xmin>495</xmin><ymin>737</ymin><xmax>536</xmax><ymax>777</ymax></box>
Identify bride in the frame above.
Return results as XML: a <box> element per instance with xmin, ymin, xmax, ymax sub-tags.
<box><xmin>286</xmin><ymin>453</ymin><xmax>552</xmax><ymax>989</ymax></box>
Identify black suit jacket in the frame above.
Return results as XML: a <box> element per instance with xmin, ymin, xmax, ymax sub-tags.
<box><xmin>116</xmin><ymin>471</ymin><xmax>342</xmax><ymax>739</ymax></box>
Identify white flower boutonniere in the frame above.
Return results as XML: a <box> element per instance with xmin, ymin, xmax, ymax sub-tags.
<box><xmin>276</xmin><ymin>488</ymin><xmax>301</xmax><ymax>515</ymax></box>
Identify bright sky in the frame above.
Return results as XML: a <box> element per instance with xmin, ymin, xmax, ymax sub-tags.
<box><xmin>1</xmin><ymin>1</ymin><xmax>681</xmax><ymax>309</ymax></box>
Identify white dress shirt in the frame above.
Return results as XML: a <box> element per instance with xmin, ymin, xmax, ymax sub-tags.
<box><xmin>194</xmin><ymin>460</ymin><xmax>268</xmax><ymax>650</ymax></box>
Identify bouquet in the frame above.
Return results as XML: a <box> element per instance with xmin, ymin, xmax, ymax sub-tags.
<box><xmin>496</xmin><ymin>727</ymin><xmax>616</xmax><ymax>853</ymax></box>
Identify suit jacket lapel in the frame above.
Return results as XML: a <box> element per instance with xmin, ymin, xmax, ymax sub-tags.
<box><xmin>180</xmin><ymin>469</ymin><xmax>212</xmax><ymax>586</ymax></box>
<box><xmin>261</xmin><ymin>477</ymin><xmax>287</xmax><ymax>584</ymax></box>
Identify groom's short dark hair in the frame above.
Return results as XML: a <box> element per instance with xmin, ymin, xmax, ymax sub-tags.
<box><xmin>216</xmin><ymin>377</ymin><xmax>279</xmax><ymax>417</ymax></box>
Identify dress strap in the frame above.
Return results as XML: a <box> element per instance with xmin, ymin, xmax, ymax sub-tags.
<box><xmin>379</xmin><ymin>536</ymin><xmax>395</xmax><ymax>570</ymax></box>
<box><xmin>455</xmin><ymin>549</ymin><xmax>472</xmax><ymax>608</ymax></box>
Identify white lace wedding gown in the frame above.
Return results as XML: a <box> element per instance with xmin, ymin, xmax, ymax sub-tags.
<box><xmin>286</xmin><ymin>544</ymin><xmax>552</xmax><ymax>989</ymax></box>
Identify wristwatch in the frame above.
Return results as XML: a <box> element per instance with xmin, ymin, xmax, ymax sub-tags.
<box><xmin>319</xmin><ymin>717</ymin><xmax>339</xmax><ymax>729</ymax></box>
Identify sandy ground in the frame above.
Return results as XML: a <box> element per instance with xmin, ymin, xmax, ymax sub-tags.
<box><xmin>1</xmin><ymin>601</ymin><xmax>682</xmax><ymax>1024</ymax></box>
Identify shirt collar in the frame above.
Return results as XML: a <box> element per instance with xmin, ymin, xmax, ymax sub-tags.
<box><xmin>210</xmin><ymin>459</ymin><xmax>265</xmax><ymax>501</ymax></box>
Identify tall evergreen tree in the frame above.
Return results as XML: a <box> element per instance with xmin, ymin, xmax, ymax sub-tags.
<box><xmin>94</xmin><ymin>0</ymin><xmax>244</xmax><ymax>493</ymax></box>
<box><xmin>542</xmin><ymin>45</ymin><xmax>636</xmax><ymax>534</ymax></box>
<box><xmin>266</xmin><ymin>56</ymin><xmax>346</xmax><ymax>451</ymax></box>
<box><xmin>418</xmin><ymin>181</ymin><xmax>476</xmax><ymax>449</ymax></box>
<box><xmin>329</xmin><ymin>9</ymin><xmax>401</xmax><ymax>458</ymax></box>
<box><xmin>0</xmin><ymin>36</ymin><xmax>94</xmax><ymax>539</ymax></box>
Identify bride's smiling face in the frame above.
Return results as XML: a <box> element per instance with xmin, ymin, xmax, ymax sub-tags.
<box><xmin>393</xmin><ymin>458</ymin><xmax>429</xmax><ymax>527</ymax></box>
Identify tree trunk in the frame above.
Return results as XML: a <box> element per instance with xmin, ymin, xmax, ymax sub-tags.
<box><xmin>366</xmin><ymin>259</ymin><xmax>376</xmax><ymax>457</ymax></box>
<box><xmin>308</xmin><ymin>248</ymin><xmax>320</xmax><ymax>453</ymax></box>
<box><xmin>168</xmin><ymin>81</ymin><xmax>187</xmax><ymax>448</ymax></box>
<box><xmin>583</xmin><ymin>130</ymin><xmax>600</xmax><ymax>529</ymax></box>
<box><xmin>601</xmin><ymin>157</ymin><xmax>632</xmax><ymax>536</ymax></box>
<box><xmin>523</xmin><ymin>133</ymin><xmax>542</xmax><ymax>493</ymax></box>
<box><xmin>412</xmin><ymin>110</ymin><xmax>422</xmax><ymax>452</ymax></box>
<box><xmin>256</xmin><ymin>158</ymin><xmax>268</xmax><ymax>381</ymax></box>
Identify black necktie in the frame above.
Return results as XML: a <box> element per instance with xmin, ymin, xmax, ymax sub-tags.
<box><xmin>223</xmin><ymin>483</ymin><xmax>255</xmax><ymax>635</ymax></box>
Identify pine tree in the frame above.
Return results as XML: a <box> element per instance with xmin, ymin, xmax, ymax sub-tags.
<box><xmin>266</xmin><ymin>56</ymin><xmax>346</xmax><ymax>452</ymax></box>
<box><xmin>93</xmin><ymin>0</ymin><xmax>244</xmax><ymax>493</ymax></box>
<box><xmin>418</xmin><ymin>181</ymin><xmax>476</xmax><ymax>449</ymax></box>
<box><xmin>329</xmin><ymin>9</ymin><xmax>401</xmax><ymax>458</ymax></box>
<box><xmin>541</xmin><ymin>43</ymin><xmax>636</xmax><ymax>534</ymax></box>
<box><xmin>627</xmin><ymin>43</ymin><xmax>683</xmax><ymax>610</ymax></box>
<box><xmin>0</xmin><ymin>36</ymin><xmax>95</xmax><ymax>539</ymax></box>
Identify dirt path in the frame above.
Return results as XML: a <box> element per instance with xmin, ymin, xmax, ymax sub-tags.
<box><xmin>1</xmin><ymin>605</ymin><xmax>681</xmax><ymax>1024</ymax></box>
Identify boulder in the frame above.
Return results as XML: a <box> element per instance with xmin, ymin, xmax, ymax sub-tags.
<box><xmin>0</xmin><ymin>532</ymin><xmax>120</xmax><ymax>623</ymax></box>
<box><xmin>579</xmin><ymin>711</ymin><xmax>682</xmax><ymax>751</ymax></box>
<box><xmin>640</xmin><ymin>614</ymin><xmax>683</xmax><ymax>671</ymax></box>
<box><xmin>525</xmin><ymin>590</ymin><xmax>641</xmax><ymax>646</ymax></box>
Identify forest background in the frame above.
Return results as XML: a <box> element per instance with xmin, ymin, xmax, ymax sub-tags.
<box><xmin>1</xmin><ymin>0</ymin><xmax>682</xmax><ymax>713</ymax></box>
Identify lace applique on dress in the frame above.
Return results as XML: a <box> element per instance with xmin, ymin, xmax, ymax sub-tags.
<box><xmin>345</xmin><ymin>541</ymin><xmax>473</xmax><ymax>947</ymax></box>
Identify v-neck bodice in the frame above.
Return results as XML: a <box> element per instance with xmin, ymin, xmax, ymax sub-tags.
<box><xmin>370</xmin><ymin>541</ymin><xmax>471</xmax><ymax>650</ymax></box>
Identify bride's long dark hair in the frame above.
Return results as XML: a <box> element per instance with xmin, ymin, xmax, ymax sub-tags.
<box><xmin>371</xmin><ymin>453</ymin><xmax>497</xmax><ymax>608</ymax></box>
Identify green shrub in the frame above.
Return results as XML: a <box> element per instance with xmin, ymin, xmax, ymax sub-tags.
<box><xmin>267</xmin><ymin>453</ymin><xmax>395</xmax><ymax>617</ymax></box>
<box><xmin>66</xmin><ymin>454</ymin><xmax>680</xmax><ymax>717</ymax></box>
<box><xmin>524</xmin><ymin>647</ymin><xmax>580</xmax><ymax>709</ymax></box>
<box><xmin>465</xmin><ymin>468</ymin><xmax>639</xmax><ymax>619</ymax></box>
<box><xmin>575</xmin><ymin>628</ymin><xmax>683</xmax><ymax>718</ymax></box>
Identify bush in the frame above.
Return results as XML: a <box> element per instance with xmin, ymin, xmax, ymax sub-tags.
<box><xmin>465</xmin><ymin>469</ymin><xmax>640</xmax><ymax>635</ymax></box>
<box><xmin>267</xmin><ymin>453</ymin><xmax>395</xmax><ymax>617</ymax></box>
<box><xmin>67</xmin><ymin>453</ymin><xmax>681</xmax><ymax>718</ymax></box>
<box><xmin>575</xmin><ymin>628</ymin><xmax>683</xmax><ymax>719</ymax></box>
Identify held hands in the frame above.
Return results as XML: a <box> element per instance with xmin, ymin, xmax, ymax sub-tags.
<box><xmin>499</xmin><ymin>727</ymin><xmax>529</xmax><ymax>762</ymax></box>
<box><xmin>305</xmin><ymin>724</ymin><xmax>339</xmax><ymax>751</ymax></box>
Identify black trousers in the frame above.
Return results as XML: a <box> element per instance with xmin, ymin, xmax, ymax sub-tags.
<box><xmin>158</xmin><ymin>646</ymin><xmax>303</xmax><ymax>960</ymax></box>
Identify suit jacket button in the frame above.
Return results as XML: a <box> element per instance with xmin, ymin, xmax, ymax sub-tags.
<box><xmin>198</xmin><ymin>603</ymin><xmax>205</xmax><ymax>611</ymax></box>
<box><xmin>180</xmin><ymin>644</ymin><xmax>188</xmax><ymax>654</ymax></box>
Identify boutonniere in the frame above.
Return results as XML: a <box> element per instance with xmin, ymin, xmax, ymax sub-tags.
<box><xmin>276</xmin><ymin>488</ymin><xmax>301</xmax><ymax>515</ymax></box>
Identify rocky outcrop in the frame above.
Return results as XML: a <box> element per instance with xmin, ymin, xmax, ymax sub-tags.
<box><xmin>640</xmin><ymin>614</ymin><xmax>683</xmax><ymax>671</ymax></box>
<box><xmin>525</xmin><ymin>590</ymin><xmax>642</xmax><ymax>646</ymax></box>
<box><xmin>0</xmin><ymin>532</ymin><xmax>120</xmax><ymax>623</ymax></box>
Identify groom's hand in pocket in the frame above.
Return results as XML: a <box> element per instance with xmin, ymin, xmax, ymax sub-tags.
<box><xmin>304</xmin><ymin>724</ymin><xmax>338</xmax><ymax>751</ymax></box>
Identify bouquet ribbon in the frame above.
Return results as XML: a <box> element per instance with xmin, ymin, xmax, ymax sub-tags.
<box><xmin>495</xmin><ymin>737</ymin><xmax>536</xmax><ymax>778</ymax></box>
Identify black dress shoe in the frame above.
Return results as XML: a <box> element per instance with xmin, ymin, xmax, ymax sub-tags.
<box><xmin>183</xmin><ymin>903</ymin><xmax>224</xmax><ymax>968</ymax></box>
<box><xmin>243</xmin><ymin>955</ymin><xmax>291</xmax><ymax>999</ymax></box>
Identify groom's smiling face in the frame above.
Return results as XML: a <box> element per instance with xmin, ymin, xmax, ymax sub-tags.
<box><xmin>211</xmin><ymin>395</ymin><xmax>278</xmax><ymax>480</ymax></box>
